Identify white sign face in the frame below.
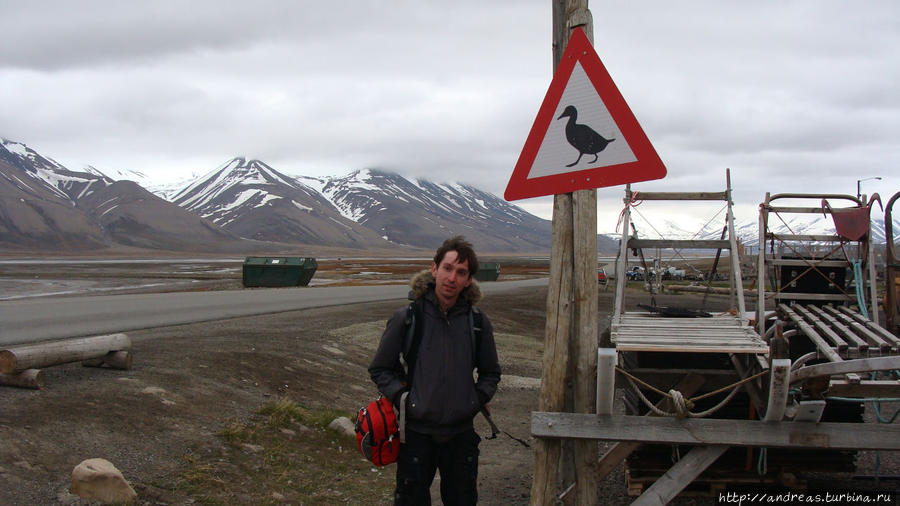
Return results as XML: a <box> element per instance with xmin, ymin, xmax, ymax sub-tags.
<box><xmin>505</xmin><ymin>27</ymin><xmax>665</xmax><ymax>201</ymax></box>
<box><xmin>527</xmin><ymin>62</ymin><xmax>637</xmax><ymax>179</ymax></box>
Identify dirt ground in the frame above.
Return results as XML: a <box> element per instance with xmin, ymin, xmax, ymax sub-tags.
<box><xmin>0</xmin><ymin>259</ymin><xmax>897</xmax><ymax>505</ymax></box>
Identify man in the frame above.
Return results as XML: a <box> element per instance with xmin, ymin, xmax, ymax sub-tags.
<box><xmin>369</xmin><ymin>236</ymin><xmax>501</xmax><ymax>505</ymax></box>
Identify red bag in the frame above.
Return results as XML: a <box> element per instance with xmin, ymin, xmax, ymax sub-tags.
<box><xmin>355</xmin><ymin>396</ymin><xmax>401</xmax><ymax>466</ymax></box>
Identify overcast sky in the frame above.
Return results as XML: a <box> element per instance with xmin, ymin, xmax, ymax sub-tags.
<box><xmin>1</xmin><ymin>1</ymin><xmax>897</xmax><ymax>232</ymax></box>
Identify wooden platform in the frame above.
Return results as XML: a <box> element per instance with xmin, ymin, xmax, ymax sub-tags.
<box><xmin>611</xmin><ymin>312</ymin><xmax>769</xmax><ymax>354</ymax></box>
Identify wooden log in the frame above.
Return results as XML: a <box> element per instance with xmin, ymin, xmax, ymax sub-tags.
<box><xmin>82</xmin><ymin>351</ymin><xmax>133</xmax><ymax>370</ymax></box>
<box><xmin>0</xmin><ymin>369</ymin><xmax>45</xmax><ymax>389</ymax></box>
<box><xmin>0</xmin><ymin>333</ymin><xmax>131</xmax><ymax>374</ymax></box>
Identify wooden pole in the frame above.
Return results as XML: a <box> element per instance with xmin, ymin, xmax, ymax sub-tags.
<box><xmin>531</xmin><ymin>1</ymin><xmax>597</xmax><ymax>505</ymax></box>
<box><xmin>0</xmin><ymin>333</ymin><xmax>131</xmax><ymax>374</ymax></box>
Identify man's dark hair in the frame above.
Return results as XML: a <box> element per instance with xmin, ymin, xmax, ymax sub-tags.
<box><xmin>433</xmin><ymin>235</ymin><xmax>478</xmax><ymax>278</ymax></box>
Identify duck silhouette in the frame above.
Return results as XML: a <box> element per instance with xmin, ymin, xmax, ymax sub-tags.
<box><xmin>557</xmin><ymin>105</ymin><xmax>615</xmax><ymax>167</ymax></box>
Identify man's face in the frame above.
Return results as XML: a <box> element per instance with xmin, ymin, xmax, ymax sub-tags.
<box><xmin>431</xmin><ymin>250</ymin><xmax>472</xmax><ymax>308</ymax></box>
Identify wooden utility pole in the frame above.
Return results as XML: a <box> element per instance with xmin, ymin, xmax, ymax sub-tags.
<box><xmin>530</xmin><ymin>1</ymin><xmax>598</xmax><ymax>505</ymax></box>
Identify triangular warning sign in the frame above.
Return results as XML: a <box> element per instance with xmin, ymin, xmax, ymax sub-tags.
<box><xmin>505</xmin><ymin>28</ymin><xmax>666</xmax><ymax>201</ymax></box>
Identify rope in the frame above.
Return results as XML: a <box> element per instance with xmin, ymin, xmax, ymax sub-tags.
<box><xmin>852</xmin><ymin>260</ymin><xmax>870</xmax><ymax>319</ymax></box>
<box><xmin>757</xmin><ymin>447</ymin><xmax>768</xmax><ymax>476</ymax></box>
<box><xmin>617</xmin><ymin>366</ymin><xmax>768</xmax><ymax>418</ymax></box>
<box><xmin>616</xmin><ymin>191</ymin><xmax>642</xmax><ymax>233</ymax></box>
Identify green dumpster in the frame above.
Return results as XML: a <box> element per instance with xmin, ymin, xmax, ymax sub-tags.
<box><xmin>242</xmin><ymin>257</ymin><xmax>318</xmax><ymax>287</ymax></box>
<box><xmin>474</xmin><ymin>262</ymin><xmax>500</xmax><ymax>282</ymax></box>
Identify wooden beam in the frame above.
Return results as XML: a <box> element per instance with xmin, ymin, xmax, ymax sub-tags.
<box><xmin>531</xmin><ymin>413</ymin><xmax>900</xmax><ymax>450</ymax></box>
<box><xmin>837</xmin><ymin>306</ymin><xmax>900</xmax><ymax>348</ymax></box>
<box><xmin>767</xmin><ymin>233</ymin><xmax>844</xmax><ymax>242</ymax></box>
<box><xmin>627</xmin><ymin>239</ymin><xmax>731</xmax><ymax>250</ymax></box>
<box><xmin>779</xmin><ymin>305</ymin><xmax>844</xmax><ymax>364</ymax></box>
<box><xmin>824</xmin><ymin>306</ymin><xmax>893</xmax><ymax>352</ymax></box>
<box><xmin>828</xmin><ymin>380</ymin><xmax>900</xmax><ymax>397</ymax></box>
<box><xmin>790</xmin><ymin>356</ymin><xmax>900</xmax><ymax>383</ymax></box>
<box><xmin>632</xmin><ymin>445</ymin><xmax>729</xmax><ymax>506</ymax></box>
<box><xmin>625</xmin><ymin>191</ymin><xmax>728</xmax><ymax>201</ymax></box>
<box><xmin>765</xmin><ymin>258</ymin><xmax>851</xmax><ymax>268</ymax></box>
<box><xmin>0</xmin><ymin>333</ymin><xmax>131</xmax><ymax>374</ymax></box>
<box><xmin>806</xmin><ymin>305</ymin><xmax>868</xmax><ymax>351</ymax></box>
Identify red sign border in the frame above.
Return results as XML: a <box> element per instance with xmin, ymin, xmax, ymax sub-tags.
<box><xmin>504</xmin><ymin>27</ymin><xmax>666</xmax><ymax>201</ymax></box>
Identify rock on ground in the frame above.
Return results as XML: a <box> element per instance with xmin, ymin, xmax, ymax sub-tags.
<box><xmin>71</xmin><ymin>458</ymin><xmax>137</xmax><ymax>504</ymax></box>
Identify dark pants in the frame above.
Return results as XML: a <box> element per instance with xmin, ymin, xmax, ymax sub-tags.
<box><xmin>394</xmin><ymin>428</ymin><xmax>481</xmax><ymax>506</ymax></box>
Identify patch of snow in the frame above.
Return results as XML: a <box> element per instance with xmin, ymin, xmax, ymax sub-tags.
<box><xmin>255</xmin><ymin>194</ymin><xmax>282</xmax><ymax>208</ymax></box>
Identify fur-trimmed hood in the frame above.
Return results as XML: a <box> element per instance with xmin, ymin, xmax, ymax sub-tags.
<box><xmin>408</xmin><ymin>269</ymin><xmax>482</xmax><ymax>305</ymax></box>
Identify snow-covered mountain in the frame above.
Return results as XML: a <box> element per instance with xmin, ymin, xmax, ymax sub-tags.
<box><xmin>169</xmin><ymin>157</ymin><xmax>392</xmax><ymax>248</ymax></box>
<box><xmin>0</xmin><ymin>138</ymin><xmax>243</xmax><ymax>252</ymax></box>
<box><xmin>309</xmin><ymin>169</ymin><xmax>553</xmax><ymax>251</ymax></box>
<box><xmin>1</xmin><ymin>138</ymin><xmax>112</xmax><ymax>203</ymax></box>
<box><xmin>163</xmin><ymin>161</ymin><xmax>556</xmax><ymax>252</ymax></box>
<box><xmin>3</xmin><ymin>135</ymin><xmax>893</xmax><ymax>254</ymax></box>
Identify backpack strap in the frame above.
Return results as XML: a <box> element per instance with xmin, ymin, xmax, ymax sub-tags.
<box><xmin>469</xmin><ymin>307</ymin><xmax>483</xmax><ymax>368</ymax></box>
<box><xmin>400</xmin><ymin>299</ymin><xmax>424</xmax><ymax>384</ymax></box>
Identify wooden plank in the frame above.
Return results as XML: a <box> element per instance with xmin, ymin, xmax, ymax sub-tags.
<box><xmin>773</xmin><ymin>293</ymin><xmax>853</xmax><ymax>302</ymax></box>
<box><xmin>837</xmin><ymin>306</ymin><xmax>900</xmax><ymax>348</ymax></box>
<box><xmin>531</xmin><ymin>413</ymin><xmax>900</xmax><ymax>450</ymax></box>
<box><xmin>828</xmin><ymin>379</ymin><xmax>900</xmax><ymax>397</ymax></box>
<box><xmin>626</xmin><ymin>191</ymin><xmax>728</xmax><ymax>201</ymax></box>
<box><xmin>765</xmin><ymin>258</ymin><xmax>851</xmax><ymax>268</ymax></box>
<box><xmin>823</xmin><ymin>306</ymin><xmax>893</xmax><ymax>352</ymax></box>
<box><xmin>793</xmin><ymin>305</ymin><xmax>849</xmax><ymax>352</ymax></box>
<box><xmin>614</xmin><ymin>343</ymin><xmax>770</xmax><ymax>354</ymax></box>
<box><xmin>631</xmin><ymin>445</ymin><xmax>729</xmax><ymax>506</ymax></box>
<box><xmin>779</xmin><ymin>305</ymin><xmax>844</xmax><ymax>364</ymax></box>
<box><xmin>768</xmin><ymin>233</ymin><xmax>844</xmax><ymax>242</ymax></box>
<box><xmin>627</xmin><ymin>239</ymin><xmax>731</xmax><ymax>250</ymax></box>
<box><xmin>806</xmin><ymin>305</ymin><xmax>868</xmax><ymax>351</ymax></box>
<box><xmin>765</xmin><ymin>206</ymin><xmax>832</xmax><ymax>214</ymax></box>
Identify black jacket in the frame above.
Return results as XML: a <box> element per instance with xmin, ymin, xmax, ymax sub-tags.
<box><xmin>368</xmin><ymin>270</ymin><xmax>501</xmax><ymax>436</ymax></box>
